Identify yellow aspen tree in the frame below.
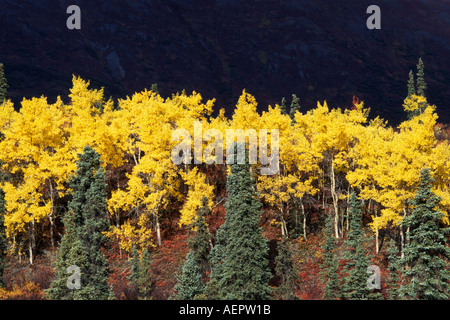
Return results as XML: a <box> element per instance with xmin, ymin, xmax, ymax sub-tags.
<box><xmin>0</xmin><ymin>96</ymin><xmax>66</xmax><ymax>262</ymax></box>
<box><xmin>104</xmin><ymin>213</ymin><xmax>155</xmax><ymax>256</ymax></box>
<box><xmin>108</xmin><ymin>89</ymin><xmax>215</xmax><ymax>246</ymax></box>
<box><xmin>64</xmin><ymin>76</ymin><xmax>127</xmax><ymax>169</ymax></box>
<box><xmin>258</xmin><ymin>104</ymin><xmax>319</xmax><ymax>238</ymax></box>
<box><xmin>178</xmin><ymin>167</ymin><xmax>214</xmax><ymax>227</ymax></box>
<box><xmin>295</xmin><ymin>101</ymin><xmax>369</xmax><ymax>238</ymax></box>
<box><xmin>347</xmin><ymin>101</ymin><xmax>450</xmax><ymax>253</ymax></box>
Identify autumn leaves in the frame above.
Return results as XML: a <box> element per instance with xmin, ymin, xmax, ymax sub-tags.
<box><xmin>0</xmin><ymin>75</ymin><xmax>448</xmax><ymax>263</ymax></box>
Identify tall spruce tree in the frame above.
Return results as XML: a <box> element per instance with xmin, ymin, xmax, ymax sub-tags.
<box><xmin>129</xmin><ymin>246</ymin><xmax>153</xmax><ymax>299</ymax></box>
<box><xmin>386</xmin><ymin>239</ymin><xmax>401</xmax><ymax>300</ymax></box>
<box><xmin>280</xmin><ymin>97</ymin><xmax>287</xmax><ymax>115</ymax></box>
<box><xmin>341</xmin><ymin>192</ymin><xmax>372</xmax><ymax>300</ymax></box>
<box><xmin>45</xmin><ymin>205</ymin><xmax>86</xmax><ymax>299</ymax></box>
<box><xmin>129</xmin><ymin>245</ymin><xmax>140</xmax><ymax>294</ymax></box>
<box><xmin>46</xmin><ymin>146</ymin><xmax>111</xmax><ymax>300</ymax></box>
<box><xmin>416</xmin><ymin>58</ymin><xmax>427</xmax><ymax>97</ymax></box>
<box><xmin>187</xmin><ymin>197</ymin><xmax>211</xmax><ymax>278</ymax></box>
<box><xmin>214</xmin><ymin>142</ymin><xmax>271</xmax><ymax>300</ymax></box>
<box><xmin>150</xmin><ymin>83</ymin><xmax>159</xmax><ymax>95</ymax></box>
<box><xmin>174</xmin><ymin>197</ymin><xmax>211</xmax><ymax>300</ymax></box>
<box><xmin>138</xmin><ymin>248</ymin><xmax>153</xmax><ymax>299</ymax></box>
<box><xmin>406</xmin><ymin>59</ymin><xmax>428</xmax><ymax>119</ymax></box>
<box><xmin>407</xmin><ymin>70</ymin><xmax>416</xmax><ymax>98</ymax></box>
<box><xmin>275</xmin><ymin>238</ymin><xmax>298</xmax><ymax>300</ymax></box>
<box><xmin>207</xmin><ymin>208</ymin><xmax>229</xmax><ymax>298</ymax></box>
<box><xmin>0</xmin><ymin>63</ymin><xmax>8</xmax><ymax>104</ymax></box>
<box><xmin>289</xmin><ymin>94</ymin><xmax>301</xmax><ymax>122</ymax></box>
<box><xmin>399</xmin><ymin>168</ymin><xmax>450</xmax><ymax>300</ymax></box>
<box><xmin>206</xmin><ymin>216</ymin><xmax>229</xmax><ymax>300</ymax></box>
<box><xmin>174</xmin><ymin>250</ymin><xmax>205</xmax><ymax>300</ymax></box>
<box><xmin>321</xmin><ymin>212</ymin><xmax>341</xmax><ymax>300</ymax></box>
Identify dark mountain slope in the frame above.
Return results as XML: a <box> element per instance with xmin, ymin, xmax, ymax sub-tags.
<box><xmin>0</xmin><ymin>0</ymin><xmax>449</xmax><ymax>124</ymax></box>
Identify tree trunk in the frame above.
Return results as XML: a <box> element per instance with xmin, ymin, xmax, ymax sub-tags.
<box><xmin>400</xmin><ymin>206</ymin><xmax>408</xmax><ymax>258</ymax></box>
<box><xmin>374</xmin><ymin>205</ymin><xmax>379</xmax><ymax>254</ymax></box>
<box><xmin>155</xmin><ymin>215</ymin><xmax>162</xmax><ymax>247</ymax></box>
<box><xmin>399</xmin><ymin>224</ymin><xmax>404</xmax><ymax>259</ymax></box>
<box><xmin>49</xmin><ymin>180</ymin><xmax>55</xmax><ymax>248</ymax></box>
<box><xmin>300</xmin><ymin>199</ymin><xmax>306</xmax><ymax>239</ymax></box>
<box><xmin>330</xmin><ymin>158</ymin><xmax>339</xmax><ymax>239</ymax></box>
<box><xmin>280</xmin><ymin>215</ymin><xmax>288</xmax><ymax>239</ymax></box>
<box><xmin>28</xmin><ymin>221</ymin><xmax>35</xmax><ymax>265</ymax></box>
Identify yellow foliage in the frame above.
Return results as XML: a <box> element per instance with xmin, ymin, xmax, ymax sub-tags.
<box><xmin>0</xmin><ymin>74</ymin><xmax>449</xmax><ymax>258</ymax></box>
<box><xmin>0</xmin><ymin>281</ymin><xmax>42</xmax><ymax>300</ymax></box>
<box><xmin>104</xmin><ymin>214</ymin><xmax>155</xmax><ymax>256</ymax></box>
<box><xmin>179</xmin><ymin>167</ymin><xmax>214</xmax><ymax>227</ymax></box>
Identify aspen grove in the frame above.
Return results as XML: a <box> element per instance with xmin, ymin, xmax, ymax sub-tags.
<box><xmin>0</xmin><ymin>68</ymin><xmax>448</xmax><ymax>299</ymax></box>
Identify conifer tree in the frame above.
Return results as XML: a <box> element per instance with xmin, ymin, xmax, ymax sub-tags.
<box><xmin>207</xmin><ymin>217</ymin><xmax>228</xmax><ymax>298</ymax></box>
<box><xmin>200</xmin><ymin>278</ymin><xmax>221</xmax><ymax>300</ymax></box>
<box><xmin>174</xmin><ymin>197</ymin><xmax>211</xmax><ymax>300</ymax></box>
<box><xmin>45</xmin><ymin>207</ymin><xmax>86</xmax><ymax>299</ymax></box>
<box><xmin>399</xmin><ymin>168</ymin><xmax>450</xmax><ymax>300</ymax></box>
<box><xmin>215</xmin><ymin>142</ymin><xmax>271</xmax><ymax>300</ymax></box>
<box><xmin>416</xmin><ymin>58</ymin><xmax>427</xmax><ymax>97</ymax></box>
<box><xmin>174</xmin><ymin>250</ymin><xmax>205</xmax><ymax>300</ymax></box>
<box><xmin>187</xmin><ymin>197</ymin><xmax>211</xmax><ymax>278</ymax></box>
<box><xmin>407</xmin><ymin>70</ymin><xmax>416</xmax><ymax>98</ymax></box>
<box><xmin>386</xmin><ymin>239</ymin><xmax>401</xmax><ymax>300</ymax></box>
<box><xmin>128</xmin><ymin>245</ymin><xmax>153</xmax><ymax>299</ymax></box>
<box><xmin>341</xmin><ymin>192</ymin><xmax>371</xmax><ymax>300</ymax></box>
<box><xmin>206</xmin><ymin>218</ymin><xmax>229</xmax><ymax>300</ymax></box>
<box><xmin>280</xmin><ymin>97</ymin><xmax>287</xmax><ymax>115</ymax></box>
<box><xmin>321</xmin><ymin>212</ymin><xmax>340</xmax><ymax>300</ymax></box>
<box><xmin>129</xmin><ymin>245</ymin><xmax>140</xmax><ymax>292</ymax></box>
<box><xmin>46</xmin><ymin>146</ymin><xmax>111</xmax><ymax>300</ymax></box>
<box><xmin>275</xmin><ymin>238</ymin><xmax>298</xmax><ymax>300</ymax></box>
<box><xmin>0</xmin><ymin>63</ymin><xmax>8</xmax><ymax>104</ymax></box>
<box><xmin>289</xmin><ymin>94</ymin><xmax>301</xmax><ymax>122</ymax></box>
<box><xmin>151</xmin><ymin>83</ymin><xmax>159</xmax><ymax>95</ymax></box>
<box><xmin>138</xmin><ymin>248</ymin><xmax>153</xmax><ymax>299</ymax></box>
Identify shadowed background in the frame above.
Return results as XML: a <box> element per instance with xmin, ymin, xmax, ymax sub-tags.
<box><xmin>0</xmin><ymin>0</ymin><xmax>449</xmax><ymax>125</ymax></box>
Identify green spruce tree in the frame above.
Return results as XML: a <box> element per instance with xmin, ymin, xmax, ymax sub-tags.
<box><xmin>275</xmin><ymin>238</ymin><xmax>298</xmax><ymax>300</ymax></box>
<box><xmin>289</xmin><ymin>94</ymin><xmax>301</xmax><ymax>122</ymax></box>
<box><xmin>138</xmin><ymin>248</ymin><xmax>153</xmax><ymax>299</ymax></box>
<box><xmin>280</xmin><ymin>97</ymin><xmax>287</xmax><ymax>115</ymax></box>
<box><xmin>321</xmin><ymin>212</ymin><xmax>341</xmax><ymax>300</ymax></box>
<box><xmin>174</xmin><ymin>197</ymin><xmax>212</xmax><ymax>300</ymax></box>
<box><xmin>128</xmin><ymin>246</ymin><xmax>153</xmax><ymax>299</ymax></box>
<box><xmin>45</xmin><ymin>208</ymin><xmax>86</xmax><ymax>299</ymax></box>
<box><xmin>341</xmin><ymin>192</ymin><xmax>371</xmax><ymax>300</ymax></box>
<box><xmin>386</xmin><ymin>239</ymin><xmax>401</xmax><ymax>300</ymax></box>
<box><xmin>205</xmin><ymin>219</ymin><xmax>229</xmax><ymax>300</ymax></box>
<box><xmin>129</xmin><ymin>245</ymin><xmax>140</xmax><ymax>295</ymax></box>
<box><xmin>416</xmin><ymin>58</ymin><xmax>427</xmax><ymax>97</ymax></box>
<box><xmin>46</xmin><ymin>146</ymin><xmax>111</xmax><ymax>300</ymax></box>
<box><xmin>0</xmin><ymin>63</ymin><xmax>8</xmax><ymax>104</ymax></box>
<box><xmin>215</xmin><ymin>142</ymin><xmax>271</xmax><ymax>300</ymax></box>
<box><xmin>174</xmin><ymin>250</ymin><xmax>205</xmax><ymax>300</ymax></box>
<box><xmin>407</xmin><ymin>70</ymin><xmax>416</xmax><ymax>98</ymax></box>
<box><xmin>187</xmin><ymin>197</ymin><xmax>211</xmax><ymax>278</ymax></box>
<box><xmin>151</xmin><ymin>83</ymin><xmax>159</xmax><ymax>95</ymax></box>
<box><xmin>399</xmin><ymin>168</ymin><xmax>450</xmax><ymax>300</ymax></box>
